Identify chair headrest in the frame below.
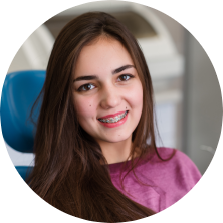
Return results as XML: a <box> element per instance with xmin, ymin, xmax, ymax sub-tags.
<box><xmin>1</xmin><ymin>70</ymin><xmax>46</xmax><ymax>153</ymax></box>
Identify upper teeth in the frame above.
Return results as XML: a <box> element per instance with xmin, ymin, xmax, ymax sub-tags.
<box><xmin>99</xmin><ymin>111</ymin><xmax>128</xmax><ymax>123</ymax></box>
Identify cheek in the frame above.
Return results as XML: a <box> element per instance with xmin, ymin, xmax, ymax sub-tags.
<box><xmin>127</xmin><ymin>82</ymin><xmax>143</xmax><ymax>110</ymax></box>
<box><xmin>128</xmin><ymin>83</ymin><xmax>143</xmax><ymax>133</ymax></box>
<box><xmin>73</xmin><ymin>96</ymin><xmax>96</xmax><ymax>120</ymax></box>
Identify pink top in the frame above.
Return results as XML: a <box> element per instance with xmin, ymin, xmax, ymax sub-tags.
<box><xmin>108</xmin><ymin>147</ymin><xmax>202</xmax><ymax>212</ymax></box>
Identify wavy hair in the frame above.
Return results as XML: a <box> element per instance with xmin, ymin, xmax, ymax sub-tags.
<box><xmin>27</xmin><ymin>12</ymin><xmax>174</xmax><ymax>222</ymax></box>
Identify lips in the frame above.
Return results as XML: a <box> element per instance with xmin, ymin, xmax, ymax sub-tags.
<box><xmin>98</xmin><ymin>110</ymin><xmax>127</xmax><ymax>120</ymax></box>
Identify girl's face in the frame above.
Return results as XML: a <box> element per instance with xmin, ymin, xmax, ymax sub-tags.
<box><xmin>72</xmin><ymin>37</ymin><xmax>143</xmax><ymax>144</ymax></box>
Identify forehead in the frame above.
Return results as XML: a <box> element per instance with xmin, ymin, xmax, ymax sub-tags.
<box><xmin>73</xmin><ymin>37</ymin><xmax>134</xmax><ymax>77</ymax></box>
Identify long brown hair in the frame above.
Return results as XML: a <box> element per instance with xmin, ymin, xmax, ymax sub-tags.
<box><xmin>27</xmin><ymin>12</ymin><xmax>174</xmax><ymax>222</ymax></box>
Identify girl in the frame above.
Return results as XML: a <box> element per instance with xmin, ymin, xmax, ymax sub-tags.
<box><xmin>28</xmin><ymin>12</ymin><xmax>201</xmax><ymax>222</ymax></box>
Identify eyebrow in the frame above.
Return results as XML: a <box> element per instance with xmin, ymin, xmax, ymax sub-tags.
<box><xmin>73</xmin><ymin>64</ymin><xmax>135</xmax><ymax>82</ymax></box>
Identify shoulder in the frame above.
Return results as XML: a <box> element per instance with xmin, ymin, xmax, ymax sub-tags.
<box><xmin>158</xmin><ymin>147</ymin><xmax>198</xmax><ymax>169</ymax></box>
<box><xmin>155</xmin><ymin>147</ymin><xmax>202</xmax><ymax>188</ymax></box>
<box><xmin>156</xmin><ymin>147</ymin><xmax>195</xmax><ymax>164</ymax></box>
<box><xmin>156</xmin><ymin>147</ymin><xmax>200</xmax><ymax>171</ymax></box>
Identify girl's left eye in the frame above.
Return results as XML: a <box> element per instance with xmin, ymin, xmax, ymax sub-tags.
<box><xmin>77</xmin><ymin>74</ymin><xmax>135</xmax><ymax>91</ymax></box>
<box><xmin>77</xmin><ymin>83</ymin><xmax>95</xmax><ymax>91</ymax></box>
<box><xmin>117</xmin><ymin>74</ymin><xmax>134</xmax><ymax>82</ymax></box>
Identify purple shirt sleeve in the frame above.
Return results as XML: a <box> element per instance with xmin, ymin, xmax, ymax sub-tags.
<box><xmin>109</xmin><ymin>147</ymin><xmax>202</xmax><ymax>212</ymax></box>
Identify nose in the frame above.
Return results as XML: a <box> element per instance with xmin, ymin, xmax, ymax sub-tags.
<box><xmin>100</xmin><ymin>85</ymin><xmax>121</xmax><ymax>109</ymax></box>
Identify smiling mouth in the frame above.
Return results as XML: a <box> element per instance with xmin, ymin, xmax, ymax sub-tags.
<box><xmin>98</xmin><ymin>110</ymin><xmax>129</xmax><ymax>123</ymax></box>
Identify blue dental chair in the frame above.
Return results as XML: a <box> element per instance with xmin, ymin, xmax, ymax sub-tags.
<box><xmin>1</xmin><ymin>70</ymin><xmax>46</xmax><ymax>181</ymax></box>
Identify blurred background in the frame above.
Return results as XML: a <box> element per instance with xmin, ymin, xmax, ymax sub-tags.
<box><xmin>4</xmin><ymin>1</ymin><xmax>222</xmax><ymax>175</ymax></box>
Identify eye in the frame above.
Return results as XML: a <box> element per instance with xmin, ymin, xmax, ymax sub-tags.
<box><xmin>77</xmin><ymin>74</ymin><xmax>135</xmax><ymax>91</ymax></box>
<box><xmin>77</xmin><ymin>83</ymin><xmax>95</xmax><ymax>91</ymax></box>
<box><xmin>118</xmin><ymin>74</ymin><xmax>134</xmax><ymax>81</ymax></box>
